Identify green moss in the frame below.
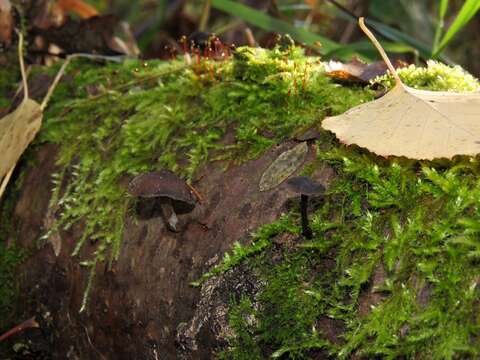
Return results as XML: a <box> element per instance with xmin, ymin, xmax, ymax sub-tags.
<box><xmin>0</xmin><ymin>244</ymin><xmax>27</xmax><ymax>329</ymax></box>
<box><xmin>0</xmin><ymin>179</ymin><xmax>27</xmax><ymax>331</ymax></box>
<box><xmin>373</xmin><ymin>60</ymin><xmax>480</xmax><ymax>91</ymax></box>
<box><xmin>0</xmin><ymin>59</ymin><xmax>19</xmax><ymax>110</ymax></box>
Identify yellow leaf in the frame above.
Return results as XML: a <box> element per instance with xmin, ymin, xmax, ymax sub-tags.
<box><xmin>321</xmin><ymin>18</ymin><xmax>480</xmax><ymax>160</ymax></box>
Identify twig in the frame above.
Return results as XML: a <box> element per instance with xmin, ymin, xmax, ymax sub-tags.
<box><xmin>244</xmin><ymin>28</ymin><xmax>257</xmax><ymax>47</ymax></box>
<box><xmin>0</xmin><ymin>316</ymin><xmax>39</xmax><ymax>342</ymax></box>
<box><xmin>17</xmin><ymin>30</ymin><xmax>28</xmax><ymax>101</ymax></box>
<box><xmin>41</xmin><ymin>54</ymin><xmax>125</xmax><ymax>111</ymax></box>
<box><xmin>358</xmin><ymin>18</ymin><xmax>401</xmax><ymax>84</ymax></box>
<box><xmin>186</xmin><ymin>182</ymin><xmax>204</xmax><ymax>203</ymax></box>
<box><xmin>0</xmin><ymin>167</ymin><xmax>14</xmax><ymax>200</ymax></box>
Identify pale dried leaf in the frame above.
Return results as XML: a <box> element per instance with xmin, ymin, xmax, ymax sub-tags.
<box><xmin>322</xmin><ymin>83</ymin><xmax>480</xmax><ymax>160</ymax></box>
<box><xmin>322</xmin><ymin>17</ymin><xmax>480</xmax><ymax>160</ymax></box>
<box><xmin>259</xmin><ymin>142</ymin><xmax>308</xmax><ymax>191</ymax></box>
<box><xmin>0</xmin><ymin>99</ymin><xmax>43</xmax><ymax>179</ymax></box>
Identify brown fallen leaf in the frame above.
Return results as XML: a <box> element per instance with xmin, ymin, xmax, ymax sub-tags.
<box><xmin>0</xmin><ymin>0</ymin><xmax>13</xmax><ymax>46</ymax></box>
<box><xmin>34</xmin><ymin>15</ymin><xmax>135</xmax><ymax>56</ymax></box>
<box><xmin>58</xmin><ymin>0</ymin><xmax>99</xmax><ymax>19</ymax></box>
<box><xmin>324</xmin><ymin>57</ymin><xmax>407</xmax><ymax>84</ymax></box>
<box><xmin>0</xmin><ymin>33</ymin><xmax>43</xmax><ymax>199</ymax></box>
<box><xmin>259</xmin><ymin>142</ymin><xmax>309</xmax><ymax>192</ymax></box>
<box><xmin>322</xmin><ymin>18</ymin><xmax>480</xmax><ymax>160</ymax></box>
<box><xmin>0</xmin><ymin>34</ymin><xmax>85</xmax><ymax>199</ymax></box>
<box><xmin>33</xmin><ymin>0</ymin><xmax>99</xmax><ymax>30</ymax></box>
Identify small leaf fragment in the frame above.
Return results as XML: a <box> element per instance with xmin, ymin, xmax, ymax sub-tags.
<box><xmin>259</xmin><ymin>142</ymin><xmax>309</xmax><ymax>192</ymax></box>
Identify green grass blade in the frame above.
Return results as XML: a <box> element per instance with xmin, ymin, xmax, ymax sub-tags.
<box><xmin>432</xmin><ymin>0</ymin><xmax>449</xmax><ymax>54</ymax></box>
<box><xmin>365</xmin><ymin>19</ymin><xmax>436</xmax><ymax>61</ymax></box>
<box><xmin>433</xmin><ymin>0</ymin><xmax>480</xmax><ymax>57</ymax></box>
<box><xmin>210</xmin><ymin>0</ymin><xmax>341</xmax><ymax>53</ymax></box>
<box><xmin>331</xmin><ymin>7</ymin><xmax>452</xmax><ymax>64</ymax></box>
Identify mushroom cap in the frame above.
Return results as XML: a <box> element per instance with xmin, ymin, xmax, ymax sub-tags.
<box><xmin>128</xmin><ymin>170</ymin><xmax>197</xmax><ymax>213</ymax></box>
<box><xmin>187</xmin><ymin>31</ymin><xmax>215</xmax><ymax>50</ymax></box>
<box><xmin>286</xmin><ymin>176</ymin><xmax>325</xmax><ymax>196</ymax></box>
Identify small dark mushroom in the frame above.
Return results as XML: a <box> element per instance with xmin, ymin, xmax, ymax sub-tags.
<box><xmin>128</xmin><ymin>170</ymin><xmax>197</xmax><ymax>232</ymax></box>
<box><xmin>187</xmin><ymin>31</ymin><xmax>217</xmax><ymax>50</ymax></box>
<box><xmin>286</xmin><ymin>176</ymin><xmax>325</xmax><ymax>239</ymax></box>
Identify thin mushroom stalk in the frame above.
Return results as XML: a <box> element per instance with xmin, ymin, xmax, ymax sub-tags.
<box><xmin>160</xmin><ymin>200</ymin><xmax>179</xmax><ymax>232</ymax></box>
<box><xmin>286</xmin><ymin>176</ymin><xmax>325</xmax><ymax>240</ymax></box>
<box><xmin>300</xmin><ymin>194</ymin><xmax>313</xmax><ymax>239</ymax></box>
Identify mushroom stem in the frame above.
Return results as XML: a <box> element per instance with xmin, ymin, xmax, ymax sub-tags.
<box><xmin>300</xmin><ymin>194</ymin><xmax>313</xmax><ymax>239</ymax></box>
<box><xmin>159</xmin><ymin>200</ymin><xmax>179</xmax><ymax>232</ymax></box>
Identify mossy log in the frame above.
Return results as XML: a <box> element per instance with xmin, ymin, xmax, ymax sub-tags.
<box><xmin>1</xmin><ymin>47</ymin><xmax>480</xmax><ymax>359</ymax></box>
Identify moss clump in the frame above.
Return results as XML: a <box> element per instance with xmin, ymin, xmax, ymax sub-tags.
<box><xmin>373</xmin><ymin>60</ymin><xmax>480</xmax><ymax>91</ymax></box>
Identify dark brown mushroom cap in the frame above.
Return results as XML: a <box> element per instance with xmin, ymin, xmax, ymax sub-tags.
<box><xmin>128</xmin><ymin>170</ymin><xmax>197</xmax><ymax>213</ymax></box>
<box><xmin>286</xmin><ymin>176</ymin><xmax>325</xmax><ymax>196</ymax></box>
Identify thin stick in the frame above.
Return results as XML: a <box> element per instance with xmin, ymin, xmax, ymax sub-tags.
<box><xmin>16</xmin><ymin>31</ymin><xmax>28</xmax><ymax>101</ymax></box>
<box><xmin>358</xmin><ymin>17</ymin><xmax>402</xmax><ymax>84</ymax></box>
<box><xmin>41</xmin><ymin>54</ymin><xmax>125</xmax><ymax>111</ymax></box>
<box><xmin>186</xmin><ymin>182</ymin><xmax>204</xmax><ymax>203</ymax></box>
<box><xmin>0</xmin><ymin>167</ymin><xmax>14</xmax><ymax>200</ymax></box>
<box><xmin>40</xmin><ymin>56</ymin><xmax>73</xmax><ymax>111</ymax></box>
<box><xmin>244</xmin><ymin>28</ymin><xmax>257</xmax><ymax>47</ymax></box>
<box><xmin>0</xmin><ymin>316</ymin><xmax>39</xmax><ymax>342</ymax></box>
<box><xmin>13</xmin><ymin>67</ymin><xmax>31</xmax><ymax>99</ymax></box>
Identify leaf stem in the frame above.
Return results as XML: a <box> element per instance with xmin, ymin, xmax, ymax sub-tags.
<box><xmin>16</xmin><ymin>31</ymin><xmax>28</xmax><ymax>100</ymax></box>
<box><xmin>358</xmin><ymin>17</ymin><xmax>402</xmax><ymax>84</ymax></box>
